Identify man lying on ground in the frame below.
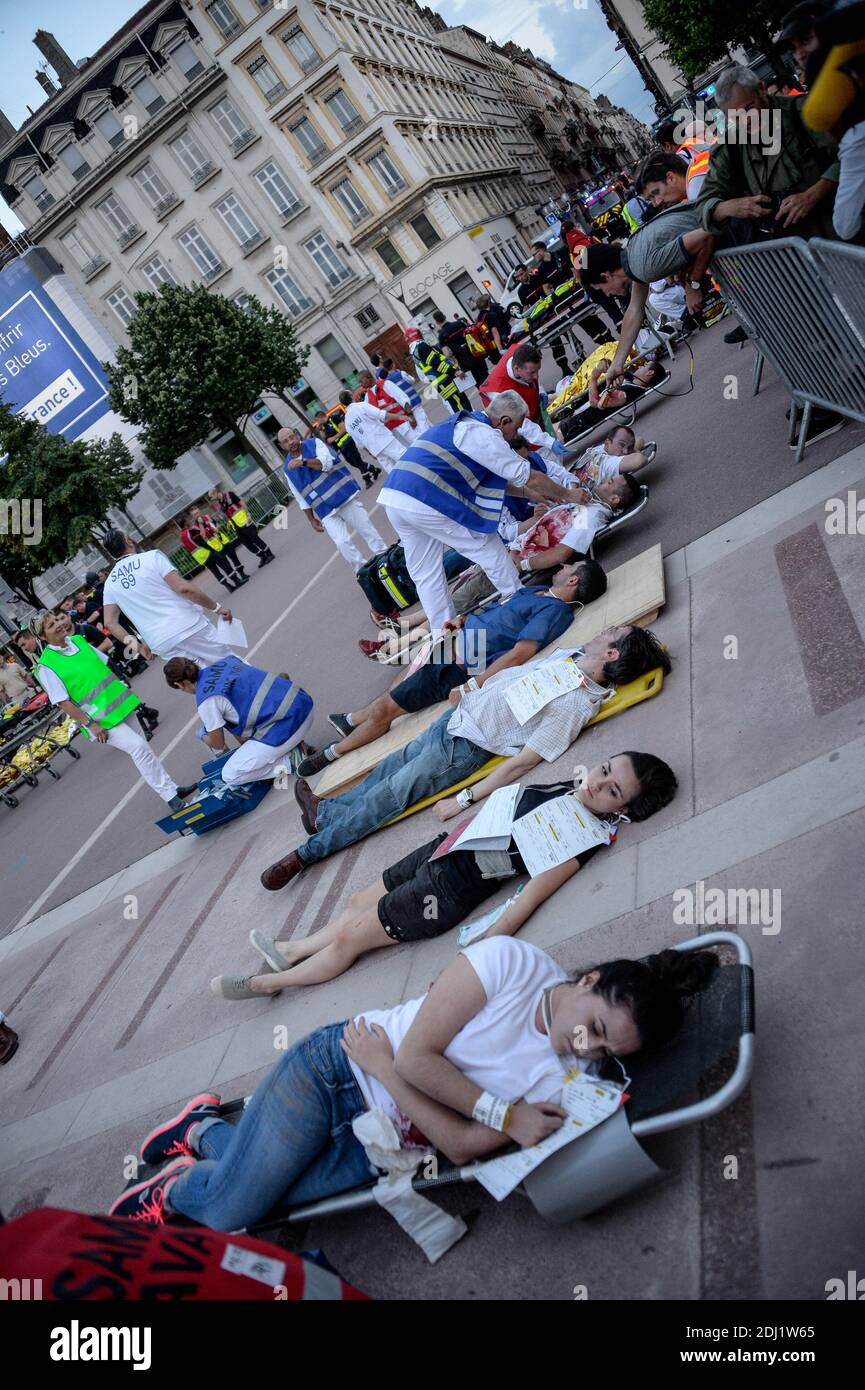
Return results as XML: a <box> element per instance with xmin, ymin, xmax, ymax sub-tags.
<box><xmin>258</xmin><ymin>624</ymin><xmax>670</xmax><ymax>890</ymax></box>
<box><xmin>216</xmin><ymin>749</ymin><xmax>678</xmax><ymax>998</ymax></box>
<box><xmin>113</xmin><ymin>935</ymin><xmax>716</xmax><ymax>1226</ymax></box>
<box><xmin>300</xmin><ymin>560</ymin><xmax>608</xmax><ymax>772</ymax></box>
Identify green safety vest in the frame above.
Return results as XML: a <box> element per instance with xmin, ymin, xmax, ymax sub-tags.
<box><xmin>37</xmin><ymin>636</ymin><xmax>140</xmax><ymax>738</ymax></box>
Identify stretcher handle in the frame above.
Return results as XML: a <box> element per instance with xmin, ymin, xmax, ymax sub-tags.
<box><xmin>632</xmin><ymin>931</ymin><xmax>755</xmax><ymax>1140</ymax></box>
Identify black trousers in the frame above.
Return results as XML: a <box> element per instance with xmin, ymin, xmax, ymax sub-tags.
<box><xmin>233</xmin><ymin>522</ymin><xmax>271</xmax><ymax>558</ymax></box>
<box><xmin>204</xmin><ymin>551</ymin><xmax>238</xmax><ymax>586</ymax></box>
<box><xmin>339</xmin><ymin>436</ymin><xmax>377</xmax><ymax>478</ymax></box>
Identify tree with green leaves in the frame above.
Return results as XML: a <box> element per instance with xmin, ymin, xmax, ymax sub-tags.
<box><xmin>0</xmin><ymin>402</ymin><xmax>142</xmax><ymax>604</ymax></box>
<box><xmin>104</xmin><ymin>284</ymin><xmax>311</xmax><ymax>474</ymax></box>
<box><xmin>641</xmin><ymin>0</ymin><xmax>792</xmax><ymax>84</ymax></box>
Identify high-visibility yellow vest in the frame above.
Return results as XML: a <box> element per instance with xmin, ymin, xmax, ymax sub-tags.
<box><xmin>37</xmin><ymin>637</ymin><xmax>140</xmax><ymax>738</ymax></box>
<box><xmin>230</xmin><ymin>507</ymin><xmax>249</xmax><ymax>527</ymax></box>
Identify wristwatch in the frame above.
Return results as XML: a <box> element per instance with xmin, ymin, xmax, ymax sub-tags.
<box><xmin>688</xmin><ymin>280</ymin><xmax>702</xmax><ymax>290</ymax></box>
<box><xmin>456</xmin><ymin>787</ymin><xmax>475</xmax><ymax>809</ymax></box>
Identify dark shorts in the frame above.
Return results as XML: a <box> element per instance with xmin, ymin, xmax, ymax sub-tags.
<box><xmin>378</xmin><ymin>836</ymin><xmax>501</xmax><ymax>943</ymax></box>
<box><xmin>390</xmin><ymin>662</ymin><xmax>468</xmax><ymax>713</ymax></box>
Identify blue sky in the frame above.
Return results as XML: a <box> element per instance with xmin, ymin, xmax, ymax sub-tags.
<box><xmin>0</xmin><ymin>0</ymin><xmax>654</xmax><ymax>234</ymax></box>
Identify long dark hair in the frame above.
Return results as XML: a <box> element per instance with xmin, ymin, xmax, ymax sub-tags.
<box><xmin>576</xmin><ymin>949</ymin><xmax>718</xmax><ymax>1050</ymax></box>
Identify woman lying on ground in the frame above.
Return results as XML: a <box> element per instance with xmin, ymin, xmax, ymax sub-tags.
<box><xmin>111</xmin><ymin>935</ymin><xmax>717</xmax><ymax>1229</ymax></box>
<box><xmin>211</xmin><ymin>750</ymin><xmax>676</xmax><ymax>1000</ymax></box>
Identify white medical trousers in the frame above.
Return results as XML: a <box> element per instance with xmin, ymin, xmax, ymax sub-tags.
<box><xmin>384</xmin><ymin>504</ymin><xmax>519</xmax><ymax>633</ymax></box>
<box><xmin>323</xmin><ymin>498</ymin><xmax>387</xmax><ymax>571</ymax></box>
<box><xmin>104</xmin><ymin>719</ymin><xmax>178</xmax><ymax>801</ymax></box>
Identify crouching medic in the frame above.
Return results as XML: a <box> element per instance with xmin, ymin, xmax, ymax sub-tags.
<box><xmin>164</xmin><ymin>655</ymin><xmax>314</xmax><ymax>786</ymax></box>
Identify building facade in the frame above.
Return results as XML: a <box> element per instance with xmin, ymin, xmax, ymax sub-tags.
<box><xmin>0</xmin><ymin>0</ymin><xmax>651</xmax><ymax>557</ymax></box>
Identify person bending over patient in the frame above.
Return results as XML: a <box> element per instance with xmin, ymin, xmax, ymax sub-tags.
<box><xmin>303</xmin><ymin>560</ymin><xmax>607</xmax><ymax>770</ymax></box>
<box><xmin>111</xmin><ymin>936</ymin><xmax>717</xmax><ymax>1228</ymax></box>
<box><xmin>213</xmin><ymin>750</ymin><xmax>676</xmax><ymax>999</ymax></box>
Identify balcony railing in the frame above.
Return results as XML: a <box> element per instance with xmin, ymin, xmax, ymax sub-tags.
<box><xmin>202</xmin><ymin>262</ymin><xmax>227</xmax><ymax>283</ymax></box>
<box><xmin>306</xmin><ymin>145</ymin><xmax>329</xmax><ymax>168</ymax></box>
<box><xmin>118</xmin><ymin>224</ymin><xmax>143</xmax><ymax>248</ymax></box>
<box><xmin>34</xmin><ymin>191</ymin><xmax>56</xmax><ymax>212</ymax></box>
<box><xmin>82</xmin><ymin>253</ymin><xmax>109</xmax><ymax>279</ymax></box>
<box><xmin>231</xmin><ymin>130</ymin><xmax>258</xmax><ymax>154</ymax></box>
<box><xmin>154</xmin><ymin>193</ymin><xmax>181</xmax><ymax>218</ymax></box>
<box><xmin>239</xmin><ymin>231</ymin><xmax>267</xmax><ymax>253</ymax></box>
<box><xmin>339</xmin><ymin>116</ymin><xmax>363</xmax><ymax>136</ymax></box>
<box><xmin>192</xmin><ymin>161</ymin><xmax>218</xmax><ymax>186</ymax></box>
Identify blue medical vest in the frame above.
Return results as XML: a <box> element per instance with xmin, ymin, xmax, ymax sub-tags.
<box><xmin>385</xmin><ymin>411</ymin><xmax>507</xmax><ymax>533</ymax></box>
<box><xmin>283</xmin><ymin>439</ymin><xmax>359</xmax><ymax>520</ymax></box>
<box><xmin>387</xmin><ymin>369</ymin><xmax>421</xmax><ymax>408</ymax></box>
<box><xmin>196</xmin><ymin>657</ymin><xmax>313</xmax><ymax>749</ymax></box>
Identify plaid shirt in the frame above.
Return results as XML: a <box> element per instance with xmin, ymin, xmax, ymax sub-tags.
<box><xmin>447</xmin><ymin>652</ymin><xmax>610</xmax><ymax>760</ymax></box>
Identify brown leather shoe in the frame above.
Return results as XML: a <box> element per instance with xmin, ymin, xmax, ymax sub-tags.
<box><xmin>260</xmin><ymin>849</ymin><xmax>305</xmax><ymax>892</ymax></box>
<box><xmin>293</xmin><ymin>777</ymin><xmax>319</xmax><ymax>834</ymax></box>
<box><xmin>0</xmin><ymin>1021</ymin><xmax>19</xmax><ymax>1064</ymax></box>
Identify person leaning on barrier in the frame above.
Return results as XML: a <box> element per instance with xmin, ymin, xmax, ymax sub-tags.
<box><xmin>694</xmin><ymin>63</ymin><xmax>840</xmax><ymax>242</ymax></box>
<box><xmin>580</xmin><ymin>210</ymin><xmax>716</xmax><ymax>391</ymax></box>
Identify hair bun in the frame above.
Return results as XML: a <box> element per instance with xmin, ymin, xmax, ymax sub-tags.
<box><xmin>648</xmin><ymin>948</ymin><xmax>718</xmax><ymax>999</ymax></box>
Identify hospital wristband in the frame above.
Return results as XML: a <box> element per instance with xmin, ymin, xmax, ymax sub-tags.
<box><xmin>520</xmin><ymin>557</ymin><xmax>533</xmax><ymax>574</ymax></box>
<box><xmin>472</xmin><ymin>1091</ymin><xmax>512</xmax><ymax>1132</ymax></box>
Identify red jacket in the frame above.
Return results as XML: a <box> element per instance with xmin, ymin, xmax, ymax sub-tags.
<box><xmin>479</xmin><ymin>344</ymin><xmax>540</xmax><ymax>422</ymax></box>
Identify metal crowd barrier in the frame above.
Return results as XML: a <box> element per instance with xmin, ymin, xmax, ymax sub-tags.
<box><xmin>711</xmin><ymin>237</ymin><xmax>865</xmax><ymax>463</ymax></box>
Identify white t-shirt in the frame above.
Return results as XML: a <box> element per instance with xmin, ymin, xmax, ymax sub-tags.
<box><xmin>349</xmin><ymin>937</ymin><xmax>573</xmax><ymax>1138</ymax></box>
<box><xmin>198</xmin><ymin>693</ymin><xmax>239</xmax><ymax>732</ymax></box>
<box><xmin>35</xmin><ymin>638</ymin><xmax>110</xmax><ymax>704</ymax></box>
<box><xmin>103</xmin><ymin>550</ymin><xmax>207</xmax><ymax>651</ymax></box>
<box><xmin>574</xmin><ymin>445</ymin><xmax>622</xmax><ymax>488</ymax></box>
<box><xmin>380</xmin><ymin>415</ymin><xmax>531</xmax><ymax>526</ymax></box>
<box><xmin>345</xmin><ymin>401</ymin><xmax>410</xmax><ymax>460</ymax></box>
<box><xmin>283</xmin><ymin>437</ymin><xmax>336</xmax><ymax>511</ymax></box>
<box><xmin>562</xmin><ymin>501</ymin><xmax>612</xmax><ymax>555</ymax></box>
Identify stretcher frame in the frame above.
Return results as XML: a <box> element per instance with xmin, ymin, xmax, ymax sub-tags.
<box><xmin>217</xmin><ymin>933</ymin><xmax>754</xmax><ymax>1235</ymax></box>
<box><xmin>552</xmin><ymin>368</ymin><xmax>672</xmax><ymax>451</ymax></box>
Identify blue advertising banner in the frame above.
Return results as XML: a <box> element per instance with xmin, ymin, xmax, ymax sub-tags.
<box><xmin>0</xmin><ymin>260</ymin><xmax>111</xmax><ymax>441</ymax></box>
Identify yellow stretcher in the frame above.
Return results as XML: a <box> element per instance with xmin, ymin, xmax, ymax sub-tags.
<box><xmin>382</xmin><ymin>665</ymin><xmax>665</xmax><ymax>826</ymax></box>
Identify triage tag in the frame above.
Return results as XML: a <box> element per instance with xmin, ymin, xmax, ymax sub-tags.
<box><xmin>503</xmin><ymin>657</ymin><xmax>587</xmax><ymax>725</ymax></box>
<box><xmin>510</xmin><ymin>791</ymin><xmax>613</xmax><ymax>877</ymax></box>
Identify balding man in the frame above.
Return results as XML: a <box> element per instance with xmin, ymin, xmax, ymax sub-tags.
<box><xmin>278</xmin><ymin>426</ymin><xmax>386</xmax><ymax>571</ymax></box>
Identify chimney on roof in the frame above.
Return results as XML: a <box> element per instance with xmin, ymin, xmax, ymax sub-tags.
<box><xmin>0</xmin><ymin>111</ymin><xmax>16</xmax><ymax>144</ymax></box>
<box><xmin>35</xmin><ymin>68</ymin><xmax>59</xmax><ymax>97</ymax></box>
<box><xmin>33</xmin><ymin>30</ymin><xmax>78</xmax><ymax>86</ymax></box>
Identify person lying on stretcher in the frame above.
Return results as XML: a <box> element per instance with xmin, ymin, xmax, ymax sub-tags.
<box><xmin>301</xmin><ymin>560</ymin><xmax>608</xmax><ymax>773</ymax></box>
<box><xmin>215</xmin><ymin>745</ymin><xmax>678</xmax><ymax>1002</ymax></box>
<box><xmin>570</xmin><ymin>424</ymin><xmax>656</xmax><ymax>490</ymax></box>
<box><xmin>112</xmin><ymin>934</ymin><xmax>717</xmax><ymax>1229</ymax></box>
<box><xmin>252</xmin><ymin>625</ymin><xmax>671</xmax><ymax>896</ymax></box>
<box><xmin>559</xmin><ymin>360</ymin><xmax>667</xmax><ymax>440</ymax></box>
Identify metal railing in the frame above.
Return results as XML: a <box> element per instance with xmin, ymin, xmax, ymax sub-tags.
<box><xmin>166</xmin><ymin>473</ymin><xmax>293</xmax><ymax>577</ymax></box>
<box><xmin>711</xmin><ymin>237</ymin><xmax>865</xmax><ymax>463</ymax></box>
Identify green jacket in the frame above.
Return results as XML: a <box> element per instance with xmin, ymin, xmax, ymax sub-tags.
<box><xmin>696</xmin><ymin>95</ymin><xmax>840</xmax><ymax>241</ymax></box>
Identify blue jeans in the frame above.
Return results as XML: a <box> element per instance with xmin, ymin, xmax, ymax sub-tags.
<box><xmin>299</xmin><ymin>711</ymin><xmax>490</xmax><ymax>865</ymax></box>
<box><xmin>167</xmin><ymin>1023</ymin><xmax>373</xmax><ymax>1230</ymax></box>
